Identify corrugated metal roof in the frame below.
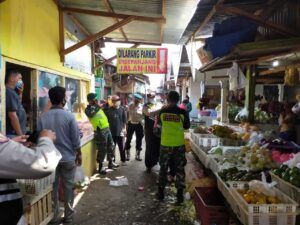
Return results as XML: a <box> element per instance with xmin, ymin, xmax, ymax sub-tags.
<box><xmin>179</xmin><ymin>0</ymin><xmax>300</xmax><ymax>43</ymax></box>
<box><xmin>60</xmin><ymin>0</ymin><xmax>199</xmax><ymax>44</ymax></box>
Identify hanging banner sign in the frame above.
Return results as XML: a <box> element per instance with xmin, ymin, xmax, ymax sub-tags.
<box><xmin>116</xmin><ymin>48</ymin><xmax>168</xmax><ymax>74</ymax></box>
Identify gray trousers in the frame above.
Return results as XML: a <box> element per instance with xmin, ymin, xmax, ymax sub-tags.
<box><xmin>52</xmin><ymin>161</ymin><xmax>76</xmax><ymax>222</ymax></box>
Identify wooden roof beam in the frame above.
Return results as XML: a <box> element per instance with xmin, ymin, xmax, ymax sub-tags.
<box><xmin>103</xmin><ymin>0</ymin><xmax>128</xmax><ymax>41</ymax></box>
<box><xmin>216</xmin><ymin>5</ymin><xmax>300</xmax><ymax>37</ymax></box>
<box><xmin>160</xmin><ymin>0</ymin><xmax>166</xmax><ymax>43</ymax></box>
<box><xmin>62</xmin><ymin>7</ymin><xmax>166</xmax><ymax>24</ymax></box>
<box><xmin>61</xmin><ymin>16</ymin><xmax>135</xmax><ymax>56</ymax></box>
<box><xmin>104</xmin><ymin>38</ymin><xmax>161</xmax><ymax>46</ymax></box>
<box><xmin>259</xmin><ymin>63</ymin><xmax>300</xmax><ymax>75</ymax></box>
<box><xmin>93</xmin><ymin>43</ymin><xmax>140</xmax><ymax>71</ymax></box>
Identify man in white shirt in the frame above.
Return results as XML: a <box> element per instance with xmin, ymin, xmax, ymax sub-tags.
<box><xmin>124</xmin><ymin>93</ymin><xmax>144</xmax><ymax>161</ymax></box>
<box><xmin>0</xmin><ymin>130</ymin><xmax>61</xmax><ymax>225</ymax></box>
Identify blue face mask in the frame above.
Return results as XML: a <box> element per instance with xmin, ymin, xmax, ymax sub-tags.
<box><xmin>15</xmin><ymin>80</ymin><xmax>23</xmax><ymax>89</ymax></box>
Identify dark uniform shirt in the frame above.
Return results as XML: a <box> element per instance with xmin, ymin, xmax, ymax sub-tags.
<box><xmin>104</xmin><ymin>106</ymin><xmax>127</xmax><ymax>137</ymax></box>
<box><xmin>6</xmin><ymin>87</ymin><xmax>27</xmax><ymax>135</ymax></box>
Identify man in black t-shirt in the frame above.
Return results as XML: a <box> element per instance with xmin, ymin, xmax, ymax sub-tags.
<box><xmin>104</xmin><ymin>95</ymin><xmax>127</xmax><ymax>165</ymax></box>
<box><xmin>5</xmin><ymin>70</ymin><xmax>26</xmax><ymax>136</ymax></box>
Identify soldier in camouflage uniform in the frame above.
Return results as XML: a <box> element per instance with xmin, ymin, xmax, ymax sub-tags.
<box><xmin>85</xmin><ymin>93</ymin><xmax>118</xmax><ymax>175</ymax></box>
<box><xmin>157</xmin><ymin>91</ymin><xmax>190</xmax><ymax>204</ymax></box>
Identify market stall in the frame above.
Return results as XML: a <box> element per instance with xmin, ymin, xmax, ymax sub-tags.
<box><xmin>189</xmin><ymin>121</ymin><xmax>300</xmax><ymax>225</ymax></box>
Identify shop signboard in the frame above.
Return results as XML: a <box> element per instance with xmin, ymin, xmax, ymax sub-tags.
<box><xmin>116</xmin><ymin>48</ymin><xmax>168</xmax><ymax>74</ymax></box>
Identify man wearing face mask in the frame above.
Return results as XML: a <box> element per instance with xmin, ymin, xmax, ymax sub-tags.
<box><xmin>104</xmin><ymin>95</ymin><xmax>127</xmax><ymax>166</ymax></box>
<box><xmin>124</xmin><ymin>93</ymin><xmax>144</xmax><ymax>161</ymax></box>
<box><xmin>37</xmin><ymin>86</ymin><xmax>82</xmax><ymax>224</ymax></box>
<box><xmin>85</xmin><ymin>93</ymin><xmax>117</xmax><ymax>174</ymax></box>
<box><xmin>5</xmin><ymin>70</ymin><xmax>27</xmax><ymax>136</ymax></box>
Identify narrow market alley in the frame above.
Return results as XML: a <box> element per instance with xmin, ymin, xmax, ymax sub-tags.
<box><xmin>72</xmin><ymin>142</ymin><xmax>194</xmax><ymax>225</ymax></box>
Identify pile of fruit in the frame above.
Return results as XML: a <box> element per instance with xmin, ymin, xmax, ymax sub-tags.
<box><xmin>193</xmin><ymin>126</ymin><xmax>209</xmax><ymax>134</ymax></box>
<box><xmin>237</xmin><ymin>189</ymin><xmax>280</xmax><ymax>204</ymax></box>
<box><xmin>240</xmin><ymin>144</ymin><xmax>276</xmax><ymax>171</ymax></box>
<box><xmin>210</xmin><ymin>125</ymin><xmax>241</xmax><ymax>140</ymax></box>
<box><xmin>218</xmin><ymin>167</ymin><xmax>262</xmax><ymax>182</ymax></box>
<box><xmin>273</xmin><ymin>165</ymin><xmax>300</xmax><ymax>187</ymax></box>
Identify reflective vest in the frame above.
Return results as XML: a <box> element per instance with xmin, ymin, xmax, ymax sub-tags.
<box><xmin>160</xmin><ymin>113</ymin><xmax>185</xmax><ymax>147</ymax></box>
<box><xmin>89</xmin><ymin>109</ymin><xmax>110</xmax><ymax>131</ymax></box>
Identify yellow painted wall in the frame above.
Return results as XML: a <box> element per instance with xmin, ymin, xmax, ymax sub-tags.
<box><xmin>0</xmin><ymin>0</ymin><xmax>89</xmax><ymax>79</ymax></box>
<box><xmin>81</xmin><ymin>140</ymin><xmax>97</xmax><ymax>177</ymax></box>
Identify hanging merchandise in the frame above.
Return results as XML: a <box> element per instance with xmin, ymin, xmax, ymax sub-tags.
<box><xmin>284</xmin><ymin>67</ymin><xmax>299</xmax><ymax>86</ymax></box>
<box><xmin>200</xmin><ymin>81</ymin><xmax>205</xmax><ymax>98</ymax></box>
<box><xmin>227</xmin><ymin>62</ymin><xmax>246</xmax><ymax>91</ymax></box>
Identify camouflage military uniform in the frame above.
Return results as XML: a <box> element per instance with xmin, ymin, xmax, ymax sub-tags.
<box><xmin>95</xmin><ymin>127</ymin><xmax>114</xmax><ymax>165</ymax></box>
<box><xmin>158</xmin><ymin>145</ymin><xmax>187</xmax><ymax>190</ymax></box>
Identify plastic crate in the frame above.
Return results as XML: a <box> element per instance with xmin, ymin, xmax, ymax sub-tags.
<box><xmin>230</xmin><ymin>184</ymin><xmax>298</xmax><ymax>225</ymax></box>
<box><xmin>209</xmin><ymin>156</ymin><xmax>221</xmax><ymax>173</ymax></box>
<box><xmin>193</xmin><ymin>187</ymin><xmax>229</xmax><ymax>225</ymax></box>
<box><xmin>190</xmin><ymin>139</ymin><xmax>210</xmax><ymax>168</ymax></box>
<box><xmin>231</xmin><ymin>184</ymin><xmax>298</xmax><ymax>214</ymax></box>
<box><xmin>198</xmin><ymin>134</ymin><xmax>220</xmax><ymax>151</ymax></box>
<box><xmin>218</xmin><ymin>138</ymin><xmax>244</xmax><ymax>147</ymax></box>
<box><xmin>18</xmin><ymin>173</ymin><xmax>55</xmax><ymax>196</ymax></box>
<box><xmin>270</xmin><ymin>172</ymin><xmax>300</xmax><ymax>204</ymax></box>
<box><xmin>216</xmin><ymin>175</ymin><xmax>249</xmax><ymax>210</ymax></box>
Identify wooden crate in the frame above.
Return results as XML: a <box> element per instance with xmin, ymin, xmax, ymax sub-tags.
<box><xmin>24</xmin><ymin>188</ymin><xmax>53</xmax><ymax>225</ymax></box>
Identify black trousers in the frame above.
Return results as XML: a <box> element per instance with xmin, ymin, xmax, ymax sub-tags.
<box><xmin>144</xmin><ymin>127</ymin><xmax>160</xmax><ymax>169</ymax></box>
<box><xmin>113</xmin><ymin>136</ymin><xmax>126</xmax><ymax>162</ymax></box>
<box><xmin>125</xmin><ymin>122</ymin><xmax>144</xmax><ymax>151</ymax></box>
<box><xmin>0</xmin><ymin>198</ymin><xmax>23</xmax><ymax>225</ymax></box>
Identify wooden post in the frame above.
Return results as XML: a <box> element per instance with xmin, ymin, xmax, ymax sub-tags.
<box><xmin>219</xmin><ymin>80</ymin><xmax>229</xmax><ymax>123</ymax></box>
<box><xmin>245</xmin><ymin>65</ymin><xmax>256</xmax><ymax>123</ymax></box>
<box><xmin>59</xmin><ymin>9</ymin><xmax>65</xmax><ymax>62</ymax></box>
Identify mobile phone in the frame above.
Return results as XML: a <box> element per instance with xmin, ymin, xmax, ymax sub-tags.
<box><xmin>27</xmin><ymin>131</ymin><xmax>40</xmax><ymax>143</ymax></box>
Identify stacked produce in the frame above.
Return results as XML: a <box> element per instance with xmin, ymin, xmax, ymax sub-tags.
<box><xmin>237</xmin><ymin>189</ymin><xmax>280</xmax><ymax>204</ymax></box>
<box><xmin>210</xmin><ymin>125</ymin><xmax>241</xmax><ymax>140</ymax></box>
<box><xmin>193</xmin><ymin>126</ymin><xmax>209</xmax><ymax>134</ymax></box>
<box><xmin>240</xmin><ymin>145</ymin><xmax>276</xmax><ymax>171</ymax></box>
<box><xmin>218</xmin><ymin>167</ymin><xmax>262</xmax><ymax>182</ymax></box>
<box><xmin>273</xmin><ymin>165</ymin><xmax>300</xmax><ymax>187</ymax></box>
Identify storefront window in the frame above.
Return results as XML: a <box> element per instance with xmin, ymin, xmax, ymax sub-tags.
<box><xmin>65</xmin><ymin>78</ymin><xmax>80</xmax><ymax>113</ymax></box>
<box><xmin>38</xmin><ymin>72</ymin><xmax>62</xmax><ymax>115</ymax></box>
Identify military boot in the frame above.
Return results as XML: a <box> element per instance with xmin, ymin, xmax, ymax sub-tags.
<box><xmin>156</xmin><ymin>187</ymin><xmax>164</xmax><ymax>201</ymax></box>
<box><xmin>176</xmin><ymin>189</ymin><xmax>184</xmax><ymax>205</ymax></box>
<box><xmin>125</xmin><ymin>149</ymin><xmax>130</xmax><ymax>161</ymax></box>
<box><xmin>135</xmin><ymin>150</ymin><xmax>142</xmax><ymax>161</ymax></box>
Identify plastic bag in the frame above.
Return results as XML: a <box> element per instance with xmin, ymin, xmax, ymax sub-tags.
<box><xmin>208</xmin><ymin>146</ymin><xmax>223</xmax><ymax>155</ymax></box>
<box><xmin>249</xmin><ymin>173</ymin><xmax>277</xmax><ymax>197</ymax></box>
<box><xmin>248</xmin><ymin>132</ymin><xmax>264</xmax><ymax>146</ymax></box>
<box><xmin>74</xmin><ymin>166</ymin><xmax>85</xmax><ymax>183</ymax></box>
<box><xmin>284</xmin><ymin>152</ymin><xmax>300</xmax><ymax>169</ymax></box>
<box><xmin>227</xmin><ymin>62</ymin><xmax>246</xmax><ymax>91</ymax></box>
<box><xmin>292</xmin><ymin>102</ymin><xmax>300</xmax><ymax>115</ymax></box>
<box><xmin>235</xmin><ymin>107</ymin><xmax>249</xmax><ymax>122</ymax></box>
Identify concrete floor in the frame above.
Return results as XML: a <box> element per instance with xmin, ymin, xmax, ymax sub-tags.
<box><xmin>72</xmin><ymin>142</ymin><xmax>194</xmax><ymax>225</ymax></box>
